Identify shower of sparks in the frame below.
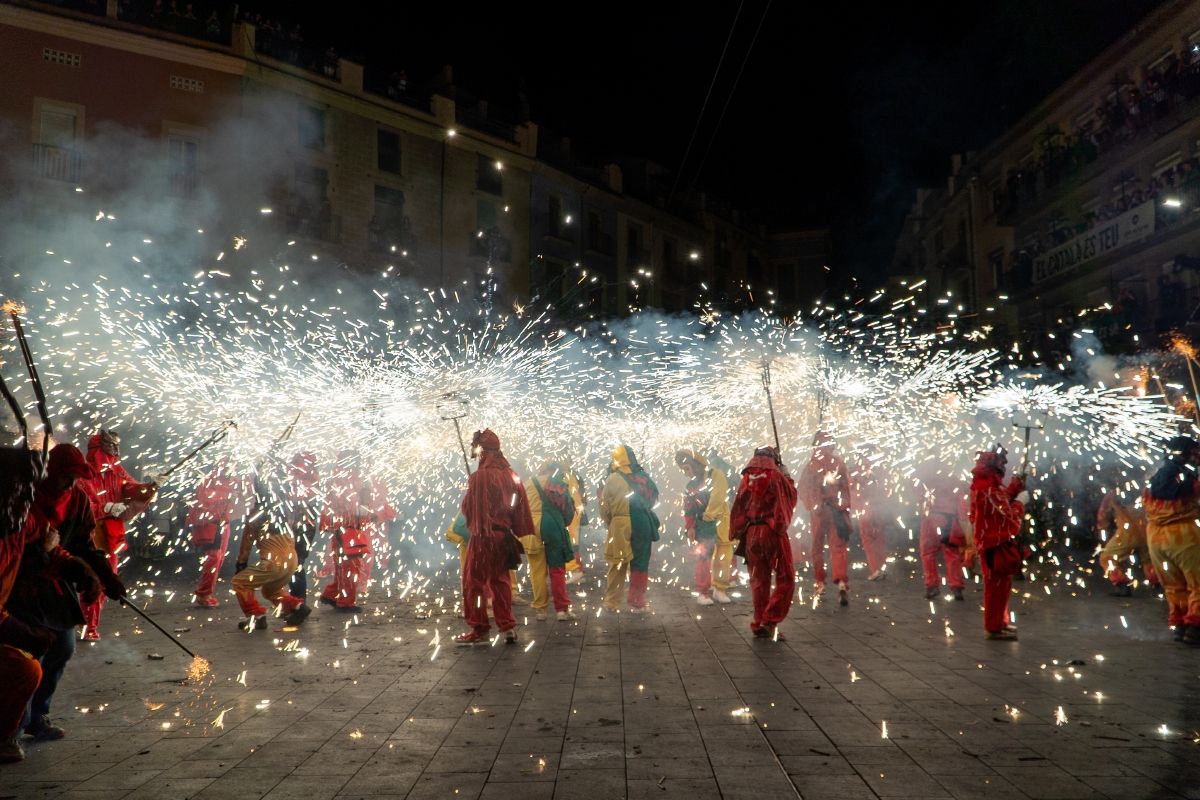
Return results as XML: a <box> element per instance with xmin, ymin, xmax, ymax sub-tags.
<box><xmin>186</xmin><ymin>656</ymin><xmax>211</xmax><ymax>682</ymax></box>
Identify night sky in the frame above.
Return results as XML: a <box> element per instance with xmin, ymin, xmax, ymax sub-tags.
<box><xmin>268</xmin><ymin>0</ymin><xmax>1165</xmax><ymax>283</ymax></box>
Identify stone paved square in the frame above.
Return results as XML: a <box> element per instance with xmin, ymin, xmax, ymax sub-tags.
<box><xmin>2</xmin><ymin>549</ymin><xmax>1199</xmax><ymax>800</ymax></box>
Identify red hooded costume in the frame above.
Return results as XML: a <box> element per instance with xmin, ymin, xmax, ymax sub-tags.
<box><xmin>799</xmin><ymin>432</ymin><xmax>851</xmax><ymax>588</ymax></box>
<box><xmin>730</xmin><ymin>447</ymin><xmax>798</xmax><ymax>634</ymax></box>
<box><xmin>460</xmin><ymin>430</ymin><xmax>534</xmax><ymax>637</ymax></box>
<box><xmin>968</xmin><ymin>449</ymin><xmax>1025</xmax><ymax>635</ymax></box>
<box><xmin>320</xmin><ymin>453</ymin><xmax>371</xmax><ymax>609</ymax></box>
<box><xmin>916</xmin><ymin>464</ymin><xmax>968</xmax><ymax>593</ymax></box>
<box><xmin>188</xmin><ymin>461</ymin><xmax>246</xmax><ymax>603</ymax></box>
<box><xmin>79</xmin><ymin>432</ymin><xmax>156</xmax><ymax>636</ymax></box>
<box><xmin>849</xmin><ymin>448</ymin><xmax>888</xmax><ymax>577</ymax></box>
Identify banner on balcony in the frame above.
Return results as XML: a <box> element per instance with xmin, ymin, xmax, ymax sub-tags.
<box><xmin>1033</xmin><ymin>200</ymin><xmax>1155</xmax><ymax>284</ymax></box>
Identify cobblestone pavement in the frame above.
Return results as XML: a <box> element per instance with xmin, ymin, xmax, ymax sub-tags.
<box><xmin>2</xmin><ymin>553</ymin><xmax>1199</xmax><ymax>800</ymax></box>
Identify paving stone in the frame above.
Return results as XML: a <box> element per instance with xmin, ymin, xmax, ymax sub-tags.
<box><xmin>2</xmin><ymin>566</ymin><xmax>1198</xmax><ymax>800</ymax></box>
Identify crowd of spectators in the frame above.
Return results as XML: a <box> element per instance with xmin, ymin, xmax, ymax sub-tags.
<box><xmin>116</xmin><ymin>0</ymin><xmax>228</xmax><ymax>43</ymax></box>
<box><xmin>999</xmin><ymin>45</ymin><xmax>1200</xmax><ymax>216</ymax></box>
<box><xmin>1006</xmin><ymin>155</ymin><xmax>1200</xmax><ymax>290</ymax></box>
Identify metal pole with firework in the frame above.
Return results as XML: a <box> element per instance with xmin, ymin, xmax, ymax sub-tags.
<box><xmin>437</xmin><ymin>392</ymin><xmax>472</xmax><ymax>480</ymax></box>
<box><xmin>761</xmin><ymin>359</ymin><xmax>781</xmax><ymax>453</ymax></box>
<box><xmin>1170</xmin><ymin>334</ymin><xmax>1200</xmax><ymax>425</ymax></box>
<box><xmin>1012</xmin><ymin>416</ymin><xmax>1044</xmax><ymax>476</ymax></box>
<box><xmin>119</xmin><ymin>596</ymin><xmax>211</xmax><ymax>681</ymax></box>
<box><xmin>4</xmin><ymin>300</ymin><xmax>53</xmax><ymax>459</ymax></box>
<box><xmin>158</xmin><ymin>420</ymin><xmax>238</xmax><ymax>482</ymax></box>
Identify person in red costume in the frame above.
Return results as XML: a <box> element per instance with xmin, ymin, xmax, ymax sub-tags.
<box><xmin>2</xmin><ymin>445</ymin><xmax>107</xmax><ymax>762</ymax></box>
<box><xmin>968</xmin><ymin>444</ymin><xmax>1027</xmax><ymax>640</ymax></box>
<box><xmin>319</xmin><ymin>449</ymin><xmax>370</xmax><ymax>612</ymax></box>
<box><xmin>849</xmin><ymin>442</ymin><xmax>888</xmax><ymax>582</ymax></box>
<box><xmin>730</xmin><ymin>446</ymin><xmax>798</xmax><ymax>640</ymax></box>
<box><xmin>915</xmin><ymin>459</ymin><xmax>968</xmax><ymax>601</ymax></box>
<box><xmin>359</xmin><ymin>472</ymin><xmax>397</xmax><ymax>595</ymax></box>
<box><xmin>79</xmin><ymin>430</ymin><xmax>158</xmax><ymax>640</ymax></box>
<box><xmin>9</xmin><ymin>444</ymin><xmax>124</xmax><ymax>744</ymax></box>
<box><xmin>799</xmin><ymin>431</ymin><xmax>853</xmax><ymax>606</ymax></box>
<box><xmin>455</xmin><ymin>429</ymin><xmax>534</xmax><ymax>645</ymax></box>
<box><xmin>187</xmin><ymin>459</ymin><xmax>246</xmax><ymax>608</ymax></box>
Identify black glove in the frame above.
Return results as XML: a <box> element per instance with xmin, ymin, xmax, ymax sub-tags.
<box><xmin>0</xmin><ymin>614</ymin><xmax>55</xmax><ymax>657</ymax></box>
<box><xmin>99</xmin><ymin>568</ymin><xmax>126</xmax><ymax>600</ymax></box>
<box><xmin>235</xmin><ymin>561</ymin><xmax>249</xmax><ymax>573</ymax></box>
<box><xmin>60</xmin><ymin>556</ymin><xmax>103</xmax><ymax>605</ymax></box>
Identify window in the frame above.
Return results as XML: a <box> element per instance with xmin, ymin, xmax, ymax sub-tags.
<box><xmin>167</xmin><ymin>134</ymin><xmax>198</xmax><ymax>197</ymax></box>
<box><xmin>34</xmin><ymin>104</ymin><xmax>80</xmax><ymax>182</ymax></box>
<box><xmin>370</xmin><ymin>185</ymin><xmax>407</xmax><ymax>250</ymax></box>
<box><xmin>627</xmin><ymin>223</ymin><xmax>644</xmax><ymax>261</ymax></box>
<box><xmin>377</xmin><ymin>129</ymin><xmax>400</xmax><ymax>174</ymax></box>
<box><xmin>476</xmin><ymin>154</ymin><xmax>502</xmax><ymax>195</ymax></box>
<box><xmin>288</xmin><ymin>164</ymin><xmax>332</xmax><ymax>239</ymax></box>
<box><xmin>477</xmin><ymin>199</ymin><xmax>497</xmax><ymax>232</ymax></box>
<box><xmin>298</xmin><ymin>106</ymin><xmax>325</xmax><ymax>150</ymax></box>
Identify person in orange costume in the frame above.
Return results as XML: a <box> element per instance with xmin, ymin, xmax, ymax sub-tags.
<box><xmin>968</xmin><ymin>445</ymin><xmax>1026</xmax><ymax>640</ymax></box>
<box><xmin>187</xmin><ymin>459</ymin><xmax>246</xmax><ymax>608</ymax></box>
<box><xmin>799</xmin><ymin>431</ymin><xmax>852</xmax><ymax>606</ymax></box>
<box><xmin>915</xmin><ymin>460</ymin><xmax>968</xmax><ymax>600</ymax></box>
<box><xmin>1095</xmin><ymin>488</ymin><xmax>1155</xmax><ymax>596</ymax></box>
<box><xmin>78</xmin><ymin>430</ymin><xmax>157</xmax><ymax>640</ymax></box>
<box><xmin>455</xmin><ymin>429</ymin><xmax>534</xmax><ymax>645</ymax></box>
<box><xmin>730</xmin><ymin>446</ymin><xmax>798</xmax><ymax>639</ymax></box>
<box><xmin>849</xmin><ymin>443</ymin><xmax>888</xmax><ymax>582</ymax></box>
<box><xmin>1143</xmin><ymin>436</ymin><xmax>1200</xmax><ymax>644</ymax></box>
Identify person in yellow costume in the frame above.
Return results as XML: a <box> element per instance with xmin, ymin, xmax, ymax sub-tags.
<box><xmin>600</xmin><ymin>445</ymin><xmax>660</xmax><ymax>612</ymax></box>
<box><xmin>523</xmin><ymin>462</ymin><xmax>578</xmax><ymax>621</ymax></box>
<box><xmin>564</xmin><ymin>467</ymin><xmax>587</xmax><ymax>584</ymax></box>
<box><xmin>675</xmin><ymin>449</ymin><xmax>734</xmax><ymax>605</ymax></box>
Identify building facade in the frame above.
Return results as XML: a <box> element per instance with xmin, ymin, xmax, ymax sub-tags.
<box><xmin>0</xmin><ymin>0</ymin><xmax>827</xmax><ymax>318</ymax></box>
<box><xmin>892</xmin><ymin>0</ymin><xmax>1200</xmax><ymax>353</ymax></box>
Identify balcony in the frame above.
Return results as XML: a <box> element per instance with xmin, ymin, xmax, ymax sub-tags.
<box><xmin>368</xmin><ymin>216</ymin><xmax>413</xmax><ymax>253</ymax></box>
<box><xmin>32</xmin><ymin>144</ymin><xmax>81</xmax><ymax>182</ymax></box>
<box><xmin>168</xmin><ymin>170</ymin><xmax>197</xmax><ymax>198</ymax></box>
<box><xmin>285</xmin><ymin>201</ymin><xmax>340</xmax><ymax>243</ymax></box>
<box><xmin>626</xmin><ymin>248</ymin><xmax>651</xmax><ymax>268</ymax></box>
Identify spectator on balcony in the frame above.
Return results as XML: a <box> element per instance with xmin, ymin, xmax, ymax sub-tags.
<box><xmin>206</xmin><ymin>10</ymin><xmax>220</xmax><ymax>37</ymax></box>
<box><xmin>323</xmin><ymin>47</ymin><xmax>338</xmax><ymax>79</ymax></box>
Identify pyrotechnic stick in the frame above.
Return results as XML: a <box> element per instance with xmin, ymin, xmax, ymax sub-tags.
<box><xmin>159</xmin><ymin>420</ymin><xmax>237</xmax><ymax>480</ymax></box>
<box><xmin>119</xmin><ymin>597</ymin><xmax>198</xmax><ymax>659</ymax></box>
<box><xmin>1013</xmin><ymin>419</ymin><xmax>1044</xmax><ymax>476</ymax></box>
<box><xmin>5</xmin><ymin>304</ymin><xmax>52</xmax><ymax>457</ymax></box>
<box><xmin>437</xmin><ymin>393</ymin><xmax>471</xmax><ymax>480</ymax></box>
<box><xmin>1184</xmin><ymin>357</ymin><xmax>1200</xmax><ymax>425</ymax></box>
<box><xmin>760</xmin><ymin>360</ymin><xmax>781</xmax><ymax>453</ymax></box>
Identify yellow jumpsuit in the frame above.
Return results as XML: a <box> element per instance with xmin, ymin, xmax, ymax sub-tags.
<box><xmin>600</xmin><ymin>470</ymin><xmax>633</xmax><ymax>610</ymax></box>
<box><xmin>564</xmin><ymin>470</ymin><xmax>585</xmax><ymax>576</ymax></box>
<box><xmin>232</xmin><ymin>525</ymin><xmax>300</xmax><ymax>614</ymax></box>
<box><xmin>706</xmin><ymin>465</ymin><xmax>734</xmax><ymax>591</ymax></box>
<box><xmin>521</xmin><ymin>479</ymin><xmax>550</xmax><ymax>612</ymax></box>
<box><xmin>1145</xmin><ymin>493</ymin><xmax>1200</xmax><ymax>628</ymax></box>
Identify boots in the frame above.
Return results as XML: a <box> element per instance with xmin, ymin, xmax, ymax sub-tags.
<box><xmin>1182</xmin><ymin>625</ymin><xmax>1200</xmax><ymax>646</ymax></box>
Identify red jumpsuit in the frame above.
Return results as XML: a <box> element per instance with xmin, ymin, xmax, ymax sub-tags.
<box><xmin>849</xmin><ymin>454</ymin><xmax>888</xmax><ymax>576</ymax></box>
<box><xmin>1</xmin><ymin>505</ymin><xmax>48</xmax><ymax>746</ymax></box>
<box><xmin>461</xmin><ymin>444</ymin><xmax>535</xmax><ymax>636</ymax></box>
<box><xmin>969</xmin><ymin>457</ymin><xmax>1024</xmax><ymax>634</ymax></box>
<box><xmin>320</xmin><ymin>468</ymin><xmax>370</xmax><ymax>609</ymax></box>
<box><xmin>79</xmin><ymin>435</ymin><xmax>156</xmax><ymax>635</ymax></box>
<box><xmin>799</xmin><ymin>436</ymin><xmax>851</xmax><ymax>588</ymax></box>
<box><xmin>187</xmin><ymin>464</ymin><xmax>245</xmax><ymax>604</ymax></box>
<box><xmin>731</xmin><ymin>452</ymin><xmax>798</xmax><ymax>634</ymax></box>
<box><xmin>917</xmin><ymin>469</ymin><xmax>967</xmax><ymax>591</ymax></box>
<box><xmin>360</xmin><ymin>477</ymin><xmax>397</xmax><ymax>590</ymax></box>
